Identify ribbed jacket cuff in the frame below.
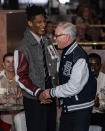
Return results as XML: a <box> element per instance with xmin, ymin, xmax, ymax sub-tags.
<box><xmin>33</xmin><ymin>88</ymin><xmax>43</xmax><ymax>98</ymax></box>
<box><xmin>50</xmin><ymin>88</ymin><xmax>56</xmax><ymax>98</ymax></box>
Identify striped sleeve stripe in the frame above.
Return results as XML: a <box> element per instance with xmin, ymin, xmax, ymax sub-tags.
<box><xmin>67</xmin><ymin>100</ymin><xmax>94</xmax><ymax>111</ymax></box>
<box><xmin>33</xmin><ymin>88</ymin><xmax>42</xmax><ymax>97</ymax></box>
<box><xmin>50</xmin><ymin>88</ymin><xmax>56</xmax><ymax>97</ymax></box>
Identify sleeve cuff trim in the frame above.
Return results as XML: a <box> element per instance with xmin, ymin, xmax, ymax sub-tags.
<box><xmin>50</xmin><ymin>88</ymin><xmax>56</xmax><ymax>97</ymax></box>
<box><xmin>34</xmin><ymin>88</ymin><xmax>42</xmax><ymax>97</ymax></box>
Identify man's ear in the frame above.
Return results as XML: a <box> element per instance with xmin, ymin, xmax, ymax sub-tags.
<box><xmin>28</xmin><ymin>21</ymin><xmax>33</xmax><ymax>27</ymax></box>
<box><xmin>66</xmin><ymin>34</ymin><xmax>71</xmax><ymax>42</ymax></box>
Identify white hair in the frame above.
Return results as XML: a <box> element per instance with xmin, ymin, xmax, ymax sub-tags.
<box><xmin>58</xmin><ymin>22</ymin><xmax>77</xmax><ymax>41</ymax></box>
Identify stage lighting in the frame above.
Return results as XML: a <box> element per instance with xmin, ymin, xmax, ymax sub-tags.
<box><xmin>20</xmin><ymin>0</ymin><xmax>48</xmax><ymax>4</ymax></box>
<box><xmin>58</xmin><ymin>0</ymin><xmax>70</xmax><ymax>4</ymax></box>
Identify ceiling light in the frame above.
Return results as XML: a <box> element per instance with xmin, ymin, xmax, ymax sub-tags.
<box><xmin>58</xmin><ymin>0</ymin><xmax>70</xmax><ymax>4</ymax></box>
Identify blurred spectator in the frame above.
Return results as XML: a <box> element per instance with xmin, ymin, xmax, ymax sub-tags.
<box><xmin>100</xmin><ymin>28</ymin><xmax>105</xmax><ymax>41</ymax></box>
<box><xmin>46</xmin><ymin>20</ymin><xmax>55</xmax><ymax>42</ymax></box>
<box><xmin>89</xmin><ymin>53</ymin><xmax>105</xmax><ymax>131</ymax></box>
<box><xmin>97</xmin><ymin>9</ymin><xmax>105</xmax><ymax>24</ymax></box>
<box><xmin>74</xmin><ymin>4</ymin><xmax>101</xmax><ymax>47</ymax></box>
<box><xmin>86</xmin><ymin>27</ymin><xmax>100</xmax><ymax>42</ymax></box>
<box><xmin>0</xmin><ymin>52</ymin><xmax>22</xmax><ymax>130</ymax></box>
<box><xmin>75</xmin><ymin>4</ymin><xmax>97</xmax><ymax>25</ymax></box>
<box><xmin>76</xmin><ymin>22</ymin><xmax>88</xmax><ymax>42</ymax></box>
<box><xmin>99</xmin><ymin>28</ymin><xmax>105</xmax><ymax>49</ymax></box>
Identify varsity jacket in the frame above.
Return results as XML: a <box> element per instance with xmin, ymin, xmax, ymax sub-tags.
<box><xmin>14</xmin><ymin>28</ymin><xmax>58</xmax><ymax>99</ymax></box>
<box><xmin>50</xmin><ymin>41</ymin><xmax>97</xmax><ymax>112</ymax></box>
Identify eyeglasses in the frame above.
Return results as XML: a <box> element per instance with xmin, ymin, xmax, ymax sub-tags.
<box><xmin>54</xmin><ymin>34</ymin><xmax>65</xmax><ymax>38</ymax></box>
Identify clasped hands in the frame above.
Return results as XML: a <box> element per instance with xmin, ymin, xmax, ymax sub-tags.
<box><xmin>39</xmin><ymin>89</ymin><xmax>52</xmax><ymax>104</ymax></box>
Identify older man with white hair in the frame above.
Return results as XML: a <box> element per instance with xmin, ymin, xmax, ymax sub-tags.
<box><xmin>43</xmin><ymin>22</ymin><xmax>97</xmax><ymax>131</ymax></box>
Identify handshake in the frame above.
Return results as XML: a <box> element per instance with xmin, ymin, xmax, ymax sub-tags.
<box><xmin>39</xmin><ymin>89</ymin><xmax>52</xmax><ymax>104</ymax></box>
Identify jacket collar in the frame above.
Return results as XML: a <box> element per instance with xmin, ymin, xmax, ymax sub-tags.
<box><xmin>0</xmin><ymin>70</ymin><xmax>15</xmax><ymax>81</ymax></box>
<box><xmin>24</xmin><ymin>28</ymin><xmax>39</xmax><ymax>46</ymax></box>
<box><xmin>30</xmin><ymin>31</ymin><xmax>41</xmax><ymax>44</ymax></box>
<box><xmin>63</xmin><ymin>40</ymin><xmax>78</xmax><ymax>56</ymax></box>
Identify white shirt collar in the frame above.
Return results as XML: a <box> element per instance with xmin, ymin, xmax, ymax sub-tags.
<box><xmin>30</xmin><ymin>31</ymin><xmax>41</xmax><ymax>44</ymax></box>
<box><xmin>0</xmin><ymin>69</ymin><xmax>6</xmax><ymax>77</ymax></box>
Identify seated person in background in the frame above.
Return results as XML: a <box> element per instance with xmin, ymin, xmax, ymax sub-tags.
<box><xmin>100</xmin><ymin>28</ymin><xmax>105</xmax><ymax>42</ymax></box>
<box><xmin>100</xmin><ymin>28</ymin><xmax>105</xmax><ymax>49</ymax></box>
<box><xmin>89</xmin><ymin>53</ymin><xmax>105</xmax><ymax>131</ymax></box>
<box><xmin>0</xmin><ymin>52</ymin><xmax>22</xmax><ymax>130</ymax></box>
<box><xmin>75</xmin><ymin>4</ymin><xmax>97</xmax><ymax>25</ymax></box>
<box><xmin>86</xmin><ymin>27</ymin><xmax>100</xmax><ymax>42</ymax></box>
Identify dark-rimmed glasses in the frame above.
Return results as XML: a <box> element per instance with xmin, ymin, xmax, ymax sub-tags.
<box><xmin>54</xmin><ymin>34</ymin><xmax>65</xmax><ymax>38</ymax></box>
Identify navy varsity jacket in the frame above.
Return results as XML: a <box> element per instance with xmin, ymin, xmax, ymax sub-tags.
<box><xmin>50</xmin><ymin>41</ymin><xmax>97</xmax><ymax>112</ymax></box>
